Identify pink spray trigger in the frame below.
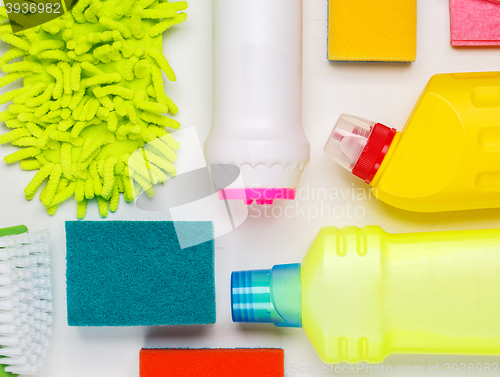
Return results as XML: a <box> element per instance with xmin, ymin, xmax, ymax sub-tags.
<box><xmin>218</xmin><ymin>188</ymin><xmax>297</xmax><ymax>205</ymax></box>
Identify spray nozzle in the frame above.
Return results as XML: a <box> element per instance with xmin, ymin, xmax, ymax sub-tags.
<box><xmin>324</xmin><ymin>114</ymin><xmax>398</xmax><ymax>184</ymax></box>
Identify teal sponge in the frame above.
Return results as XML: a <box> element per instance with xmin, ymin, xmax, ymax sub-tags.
<box><xmin>65</xmin><ymin>221</ymin><xmax>215</xmax><ymax>326</ymax></box>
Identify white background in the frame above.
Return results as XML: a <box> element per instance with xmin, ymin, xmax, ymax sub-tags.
<box><xmin>2</xmin><ymin>0</ymin><xmax>500</xmax><ymax>376</ymax></box>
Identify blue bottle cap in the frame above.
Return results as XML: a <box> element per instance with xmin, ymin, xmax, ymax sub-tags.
<box><xmin>231</xmin><ymin>263</ymin><xmax>302</xmax><ymax>328</ymax></box>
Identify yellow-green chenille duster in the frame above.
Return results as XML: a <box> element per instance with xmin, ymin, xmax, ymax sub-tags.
<box><xmin>0</xmin><ymin>0</ymin><xmax>187</xmax><ymax>219</ymax></box>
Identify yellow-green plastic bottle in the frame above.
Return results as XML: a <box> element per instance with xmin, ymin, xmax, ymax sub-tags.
<box><xmin>231</xmin><ymin>226</ymin><xmax>500</xmax><ymax>364</ymax></box>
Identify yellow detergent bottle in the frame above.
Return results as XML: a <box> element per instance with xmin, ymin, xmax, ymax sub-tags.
<box><xmin>231</xmin><ymin>226</ymin><xmax>500</xmax><ymax>364</ymax></box>
<box><xmin>324</xmin><ymin>72</ymin><xmax>500</xmax><ymax>212</ymax></box>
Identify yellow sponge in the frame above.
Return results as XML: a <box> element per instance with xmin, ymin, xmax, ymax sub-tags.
<box><xmin>327</xmin><ymin>0</ymin><xmax>417</xmax><ymax>62</ymax></box>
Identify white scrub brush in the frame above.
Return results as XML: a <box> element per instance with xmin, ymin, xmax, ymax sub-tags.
<box><xmin>0</xmin><ymin>226</ymin><xmax>53</xmax><ymax>376</ymax></box>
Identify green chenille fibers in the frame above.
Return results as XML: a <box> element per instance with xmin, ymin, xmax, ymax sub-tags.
<box><xmin>0</xmin><ymin>0</ymin><xmax>187</xmax><ymax>219</ymax></box>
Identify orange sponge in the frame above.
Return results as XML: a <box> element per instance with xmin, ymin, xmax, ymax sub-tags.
<box><xmin>328</xmin><ymin>0</ymin><xmax>417</xmax><ymax>62</ymax></box>
<box><xmin>139</xmin><ymin>348</ymin><xmax>284</xmax><ymax>377</ymax></box>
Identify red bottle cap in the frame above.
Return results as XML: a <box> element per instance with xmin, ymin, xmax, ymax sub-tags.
<box><xmin>352</xmin><ymin>123</ymin><xmax>397</xmax><ymax>183</ymax></box>
<box><xmin>324</xmin><ymin>114</ymin><xmax>397</xmax><ymax>184</ymax></box>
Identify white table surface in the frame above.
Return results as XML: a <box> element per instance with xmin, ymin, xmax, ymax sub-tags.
<box><xmin>1</xmin><ymin>0</ymin><xmax>500</xmax><ymax>376</ymax></box>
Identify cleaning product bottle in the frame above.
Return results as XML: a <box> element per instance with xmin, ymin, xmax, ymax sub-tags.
<box><xmin>324</xmin><ymin>72</ymin><xmax>500</xmax><ymax>212</ymax></box>
<box><xmin>205</xmin><ymin>0</ymin><xmax>310</xmax><ymax>206</ymax></box>
<box><xmin>232</xmin><ymin>226</ymin><xmax>500</xmax><ymax>364</ymax></box>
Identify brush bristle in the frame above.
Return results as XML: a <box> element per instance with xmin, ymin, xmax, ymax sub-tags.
<box><xmin>0</xmin><ymin>230</ymin><xmax>52</xmax><ymax>375</ymax></box>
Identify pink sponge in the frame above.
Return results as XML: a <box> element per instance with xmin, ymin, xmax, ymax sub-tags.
<box><xmin>450</xmin><ymin>0</ymin><xmax>500</xmax><ymax>46</ymax></box>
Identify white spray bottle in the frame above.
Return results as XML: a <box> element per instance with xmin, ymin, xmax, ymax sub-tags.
<box><xmin>205</xmin><ymin>0</ymin><xmax>310</xmax><ymax>205</ymax></box>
